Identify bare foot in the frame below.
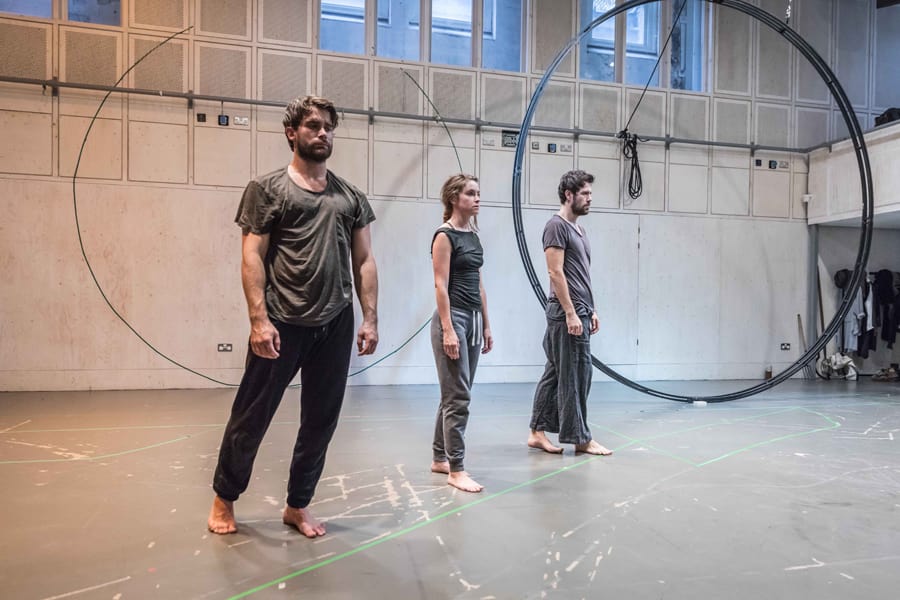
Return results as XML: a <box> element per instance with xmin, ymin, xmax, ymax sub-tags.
<box><xmin>208</xmin><ymin>496</ymin><xmax>237</xmax><ymax>534</ymax></box>
<box><xmin>527</xmin><ymin>431</ymin><xmax>564</xmax><ymax>454</ymax></box>
<box><xmin>575</xmin><ymin>440</ymin><xmax>613</xmax><ymax>456</ymax></box>
<box><xmin>431</xmin><ymin>460</ymin><xmax>450</xmax><ymax>474</ymax></box>
<box><xmin>447</xmin><ymin>471</ymin><xmax>483</xmax><ymax>493</ymax></box>
<box><xmin>282</xmin><ymin>506</ymin><xmax>326</xmax><ymax>538</ymax></box>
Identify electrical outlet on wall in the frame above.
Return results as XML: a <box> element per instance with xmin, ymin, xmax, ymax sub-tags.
<box><xmin>217</xmin><ymin>343</ymin><xmax>233</xmax><ymax>352</ymax></box>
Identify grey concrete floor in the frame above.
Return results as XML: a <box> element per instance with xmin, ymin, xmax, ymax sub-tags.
<box><xmin>1</xmin><ymin>380</ymin><xmax>898</xmax><ymax>599</ymax></box>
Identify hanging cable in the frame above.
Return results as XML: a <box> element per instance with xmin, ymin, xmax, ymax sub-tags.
<box><xmin>400</xmin><ymin>69</ymin><xmax>465</xmax><ymax>173</ymax></box>
<box><xmin>618</xmin><ymin>130</ymin><xmax>646</xmax><ymax>200</ymax></box>
<box><xmin>67</xmin><ymin>27</ymin><xmax>243</xmax><ymax>383</ymax></box>
<box><xmin>618</xmin><ymin>0</ymin><xmax>689</xmax><ymax>201</ymax></box>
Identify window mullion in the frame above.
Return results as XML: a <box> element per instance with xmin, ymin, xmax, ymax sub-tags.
<box><xmin>421</xmin><ymin>0</ymin><xmax>431</xmax><ymax>62</ymax></box>
<box><xmin>472</xmin><ymin>0</ymin><xmax>482</xmax><ymax>68</ymax></box>
<box><xmin>615</xmin><ymin>0</ymin><xmax>626</xmax><ymax>83</ymax></box>
<box><xmin>660</xmin><ymin>0</ymin><xmax>671</xmax><ymax>88</ymax></box>
<box><xmin>366</xmin><ymin>0</ymin><xmax>377</xmax><ymax>56</ymax></box>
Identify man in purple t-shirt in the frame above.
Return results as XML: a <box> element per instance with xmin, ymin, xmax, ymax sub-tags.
<box><xmin>527</xmin><ymin>170</ymin><xmax>613</xmax><ymax>456</ymax></box>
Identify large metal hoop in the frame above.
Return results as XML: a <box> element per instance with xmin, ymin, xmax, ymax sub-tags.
<box><xmin>511</xmin><ymin>0</ymin><xmax>874</xmax><ymax>402</ymax></box>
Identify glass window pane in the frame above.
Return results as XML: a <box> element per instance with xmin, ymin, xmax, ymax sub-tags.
<box><xmin>671</xmin><ymin>0</ymin><xmax>705</xmax><ymax>91</ymax></box>
<box><xmin>482</xmin><ymin>0</ymin><xmax>522</xmax><ymax>72</ymax></box>
<box><xmin>321</xmin><ymin>0</ymin><xmax>365</xmax><ymax>55</ymax></box>
<box><xmin>874</xmin><ymin>3</ymin><xmax>900</xmax><ymax>108</ymax></box>
<box><xmin>624</xmin><ymin>4</ymin><xmax>660</xmax><ymax>86</ymax></box>
<box><xmin>68</xmin><ymin>0</ymin><xmax>120</xmax><ymax>26</ymax></box>
<box><xmin>430</xmin><ymin>0</ymin><xmax>472</xmax><ymax>66</ymax></box>
<box><xmin>0</xmin><ymin>0</ymin><xmax>51</xmax><ymax>18</ymax></box>
<box><xmin>377</xmin><ymin>0</ymin><xmax>419</xmax><ymax>61</ymax></box>
<box><xmin>579</xmin><ymin>0</ymin><xmax>616</xmax><ymax>82</ymax></box>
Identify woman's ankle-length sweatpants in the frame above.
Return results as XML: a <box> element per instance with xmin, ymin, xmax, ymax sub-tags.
<box><xmin>431</xmin><ymin>307</ymin><xmax>482</xmax><ymax>472</ymax></box>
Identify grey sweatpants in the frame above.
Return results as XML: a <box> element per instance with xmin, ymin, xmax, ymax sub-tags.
<box><xmin>431</xmin><ymin>307</ymin><xmax>482</xmax><ymax>472</ymax></box>
<box><xmin>529</xmin><ymin>311</ymin><xmax>592</xmax><ymax>445</ymax></box>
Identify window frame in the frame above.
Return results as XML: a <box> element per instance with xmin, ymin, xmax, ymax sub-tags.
<box><xmin>581</xmin><ymin>0</ymin><xmax>707</xmax><ymax>90</ymax></box>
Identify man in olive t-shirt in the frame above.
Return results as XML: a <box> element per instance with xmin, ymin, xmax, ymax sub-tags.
<box><xmin>208</xmin><ymin>96</ymin><xmax>379</xmax><ymax>538</ymax></box>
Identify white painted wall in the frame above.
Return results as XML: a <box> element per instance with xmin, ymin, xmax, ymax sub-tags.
<box><xmin>807</xmin><ymin>124</ymin><xmax>900</xmax><ymax>227</ymax></box>
<box><xmin>0</xmin><ymin>168</ymin><xmax>810</xmax><ymax>389</ymax></box>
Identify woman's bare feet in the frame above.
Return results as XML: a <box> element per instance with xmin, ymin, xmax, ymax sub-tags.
<box><xmin>208</xmin><ymin>496</ymin><xmax>237</xmax><ymax>534</ymax></box>
<box><xmin>527</xmin><ymin>430</ymin><xmax>564</xmax><ymax>454</ymax></box>
<box><xmin>431</xmin><ymin>460</ymin><xmax>450</xmax><ymax>474</ymax></box>
<box><xmin>283</xmin><ymin>506</ymin><xmax>326</xmax><ymax>538</ymax></box>
<box><xmin>447</xmin><ymin>471</ymin><xmax>483</xmax><ymax>493</ymax></box>
<box><xmin>575</xmin><ymin>440</ymin><xmax>613</xmax><ymax>456</ymax></box>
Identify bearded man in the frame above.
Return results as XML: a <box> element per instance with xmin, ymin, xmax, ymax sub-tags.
<box><xmin>208</xmin><ymin>96</ymin><xmax>379</xmax><ymax>538</ymax></box>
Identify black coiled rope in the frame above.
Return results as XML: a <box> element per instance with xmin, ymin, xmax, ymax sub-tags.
<box><xmin>618</xmin><ymin>130</ymin><xmax>645</xmax><ymax>200</ymax></box>
<box><xmin>617</xmin><ymin>0</ymin><xmax>688</xmax><ymax>202</ymax></box>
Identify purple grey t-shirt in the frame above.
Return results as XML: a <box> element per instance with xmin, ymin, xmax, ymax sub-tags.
<box><xmin>542</xmin><ymin>214</ymin><xmax>594</xmax><ymax>318</ymax></box>
<box><xmin>235</xmin><ymin>168</ymin><xmax>375</xmax><ymax>326</ymax></box>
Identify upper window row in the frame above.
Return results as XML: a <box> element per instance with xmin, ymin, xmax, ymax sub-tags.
<box><xmin>323</xmin><ymin>0</ymin><xmax>704</xmax><ymax>90</ymax></box>
<box><xmin>579</xmin><ymin>0</ymin><xmax>705</xmax><ymax>91</ymax></box>
<box><xmin>0</xmin><ymin>0</ymin><xmax>119</xmax><ymax>25</ymax></box>
<box><xmin>321</xmin><ymin>0</ymin><xmax>525</xmax><ymax>73</ymax></box>
<box><xmin>0</xmin><ymin>0</ymin><xmax>704</xmax><ymax>91</ymax></box>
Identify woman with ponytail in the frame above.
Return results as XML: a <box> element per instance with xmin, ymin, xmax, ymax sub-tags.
<box><xmin>429</xmin><ymin>174</ymin><xmax>493</xmax><ymax>492</ymax></box>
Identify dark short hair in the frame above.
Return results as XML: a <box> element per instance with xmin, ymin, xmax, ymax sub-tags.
<box><xmin>282</xmin><ymin>95</ymin><xmax>339</xmax><ymax>150</ymax></box>
<box><xmin>557</xmin><ymin>169</ymin><xmax>594</xmax><ymax>203</ymax></box>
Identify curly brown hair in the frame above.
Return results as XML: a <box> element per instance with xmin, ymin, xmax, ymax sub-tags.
<box><xmin>557</xmin><ymin>169</ymin><xmax>594</xmax><ymax>203</ymax></box>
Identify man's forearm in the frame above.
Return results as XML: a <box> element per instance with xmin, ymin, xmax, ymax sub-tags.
<box><xmin>355</xmin><ymin>257</ymin><xmax>378</xmax><ymax>322</ymax></box>
<box><xmin>549</xmin><ymin>270</ymin><xmax>577</xmax><ymax>316</ymax></box>
<box><xmin>242</xmin><ymin>257</ymin><xmax>269</xmax><ymax>323</ymax></box>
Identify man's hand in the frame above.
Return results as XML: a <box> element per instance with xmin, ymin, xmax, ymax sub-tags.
<box><xmin>566</xmin><ymin>311</ymin><xmax>583</xmax><ymax>336</ymax></box>
<box><xmin>590</xmin><ymin>312</ymin><xmax>600</xmax><ymax>335</ymax></box>
<box><xmin>357</xmin><ymin>320</ymin><xmax>378</xmax><ymax>355</ymax></box>
<box><xmin>250</xmin><ymin>318</ymin><xmax>280</xmax><ymax>359</ymax></box>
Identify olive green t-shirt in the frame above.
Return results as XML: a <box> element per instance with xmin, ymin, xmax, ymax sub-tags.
<box><xmin>235</xmin><ymin>168</ymin><xmax>375</xmax><ymax>326</ymax></box>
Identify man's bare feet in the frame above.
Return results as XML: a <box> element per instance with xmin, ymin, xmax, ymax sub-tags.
<box><xmin>527</xmin><ymin>430</ymin><xmax>564</xmax><ymax>454</ymax></box>
<box><xmin>208</xmin><ymin>496</ymin><xmax>237</xmax><ymax>534</ymax></box>
<box><xmin>575</xmin><ymin>440</ymin><xmax>613</xmax><ymax>456</ymax></box>
<box><xmin>447</xmin><ymin>471</ymin><xmax>483</xmax><ymax>493</ymax></box>
<box><xmin>431</xmin><ymin>460</ymin><xmax>450</xmax><ymax>474</ymax></box>
<box><xmin>283</xmin><ymin>506</ymin><xmax>326</xmax><ymax>538</ymax></box>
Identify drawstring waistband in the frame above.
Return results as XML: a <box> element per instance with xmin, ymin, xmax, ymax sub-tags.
<box><xmin>469</xmin><ymin>310</ymin><xmax>482</xmax><ymax>348</ymax></box>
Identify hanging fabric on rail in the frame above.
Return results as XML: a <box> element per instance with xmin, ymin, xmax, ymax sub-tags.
<box><xmin>873</xmin><ymin>270</ymin><xmax>900</xmax><ymax>349</ymax></box>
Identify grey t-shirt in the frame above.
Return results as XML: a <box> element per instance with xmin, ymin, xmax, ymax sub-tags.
<box><xmin>542</xmin><ymin>214</ymin><xmax>594</xmax><ymax>318</ymax></box>
<box><xmin>235</xmin><ymin>168</ymin><xmax>375</xmax><ymax>326</ymax></box>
